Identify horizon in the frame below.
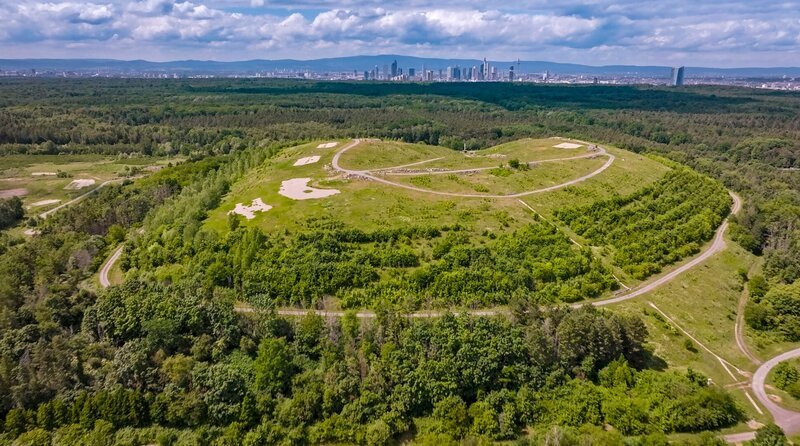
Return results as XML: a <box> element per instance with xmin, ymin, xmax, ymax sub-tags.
<box><xmin>2</xmin><ymin>55</ymin><xmax>800</xmax><ymax>71</ymax></box>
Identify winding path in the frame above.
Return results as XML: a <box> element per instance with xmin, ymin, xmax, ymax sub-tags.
<box><xmin>39</xmin><ymin>177</ymin><xmax>134</xmax><ymax>219</ymax></box>
<box><xmin>590</xmin><ymin>191</ymin><xmax>741</xmax><ymax>307</ymax></box>
<box><xmin>752</xmin><ymin>349</ymin><xmax>800</xmax><ymax>435</ymax></box>
<box><xmin>99</xmin><ymin>245</ymin><xmax>123</xmax><ymax>288</ymax></box>
<box><xmin>244</xmin><ymin>143</ymin><xmax>743</xmax><ymax>319</ymax></box>
<box><xmin>331</xmin><ymin>139</ymin><xmax>615</xmax><ymax>199</ymax></box>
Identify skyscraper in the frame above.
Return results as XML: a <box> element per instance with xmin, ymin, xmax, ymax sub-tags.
<box><xmin>408</xmin><ymin>68</ymin><xmax>415</xmax><ymax>79</ymax></box>
<box><xmin>483</xmin><ymin>58</ymin><xmax>490</xmax><ymax>80</ymax></box>
<box><xmin>391</xmin><ymin>60</ymin><xmax>398</xmax><ymax>78</ymax></box>
<box><xmin>670</xmin><ymin>66</ymin><xmax>685</xmax><ymax>86</ymax></box>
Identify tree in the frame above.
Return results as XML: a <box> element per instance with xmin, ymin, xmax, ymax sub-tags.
<box><xmin>254</xmin><ymin>337</ymin><xmax>295</xmax><ymax>396</ymax></box>
<box><xmin>751</xmin><ymin>424</ymin><xmax>788</xmax><ymax>446</ymax></box>
<box><xmin>0</xmin><ymin>196</ymin><xmax>24</xmax><ymax>229</ymax></box>
<box><xmin>432</xmin><ymin>396</ymin><xmax>469</xmax><ymax>439</ymax></box>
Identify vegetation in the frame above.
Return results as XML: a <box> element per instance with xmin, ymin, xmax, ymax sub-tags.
<box><xmin>2</xmin><ymin>78</ymin><xmax>800</xmax><ymax>443</ymax></box>
<box><xmin>0</xmin><ymin>197</ymin><xmax>23</xmax><ymax>229</ymax></box>
<box><xmin>745</xmin><ymin>281</ymin><xmax>800</xmax><ymax>340</ymax></box>
<box><xmin>127</xmin><ymin>217</ymin><xmax>617</xmax><ymax>309</ymax></box>
<box><xmin>556</xmin><ymin>168</ymin><xmax>732</xmax><ymax>279</ymax></box>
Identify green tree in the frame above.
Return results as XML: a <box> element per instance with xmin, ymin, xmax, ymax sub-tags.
<box><xmin>751</xmin><ymin>424</ymin><xmax>788</xmax><ymax>446</ymax></box>
<box><xmin>254</xmin><ymin>337</ymin><xmax>295</xmax><ymax>396</ymax></box>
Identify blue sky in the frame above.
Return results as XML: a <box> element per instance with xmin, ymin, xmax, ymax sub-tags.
<box><xmin>1</xmin><ymin>0</ymin><xmax>798</xmax><ymax>67</ymax></box>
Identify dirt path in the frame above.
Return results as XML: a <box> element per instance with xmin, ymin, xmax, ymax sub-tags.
<box><xmin>99</xmin><ymin>246</ymin><xmax>123</xmax><ymax>288</ymax></box>
<box><xmin>331</xmin><ymin>139</ymin><xmax>616</xmax><ymax>199</ymax></box>
<box><xmin>587</xmin><ymin>191</ymin><xmax>741</xmax><ymax>307</ymax></box>
<box><xmin>752</xmin><ymin>348</ymin><xmax>800</xmax><ymax>435</ymax></box>
<box><xmin>39</xmin><ymin>177</ymin><xmax>133</xmax><ymax>219</ymax></box>
<box><xmin>241</xmin><ymin>191</ymin><xmax>742</xmax><ymax>319</ymax></box>
<box><xmin>736</xmin><ymin>284</ymin><xmax>763</xmax><ymax>366</ymax></box>
<box><xmin>382</xmin><ymin>151</ymin><xmax>605</xmax><ymax>176</ymax></box>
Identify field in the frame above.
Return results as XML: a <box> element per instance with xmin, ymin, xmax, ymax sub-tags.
<box><xmin>206</xmin><ymin>138</ymin><xmax>669</xmax><ymax>236</ymax></box>
<box><xmin>0</xmin><ymin>154</ymin><xmax>181</xmax><ymax>214</ymax></box>
<box><xmin>613</xmin><ymin>235</ymin><xmax>765</xmax><ymax>425</ymax></box>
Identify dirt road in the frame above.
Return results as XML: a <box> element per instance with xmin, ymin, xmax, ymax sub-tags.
<box><xmin>587</xmin><ymin>191</ymin><xmax>741</xmax><ymax>307</ymax></box>
<box><xmin>331</xmin><ymin>139</ymin><xmax>616</xmax><ymax>199</ymax></box>
<box><xmin>39</xmin><ymin>177</ymin><xmax>132</xmax><ymax>219</ymax></box>
<box><xmin>253</xmin><ymin>192</ymin><xmax>743</xmax><ymax>319</ymax></box>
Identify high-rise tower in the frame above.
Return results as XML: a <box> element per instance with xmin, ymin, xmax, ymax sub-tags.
<box><xmin>670</xmin><ymin>66</ymin><xmax>685</xmax><ymax>86</ymax></box>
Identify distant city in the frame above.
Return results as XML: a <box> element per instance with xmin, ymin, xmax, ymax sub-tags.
<box><xmin>1</xmin><ymin>56</ymin><xmax>799</xmax><ymax>91</ymax></box>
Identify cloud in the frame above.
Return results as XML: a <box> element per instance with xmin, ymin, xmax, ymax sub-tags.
<box><xmin>0</xmin><ymin>0</ymin><xmax>798</xmax><ymax>66</ymax></box>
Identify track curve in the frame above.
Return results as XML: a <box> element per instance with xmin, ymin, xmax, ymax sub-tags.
<box><xmin>752</xmin><ymin>348</ymin><xmax>800</xmax><ymax>435</ymax></box>
<box><xmin>332</xmin><ymin>139</ymin><xmax>615</xmax><ymax>199</ymax></box>
<box><xmin>99</xmin><ymin>245</ymin><xmax>123</xmax><ymax>288</ymax></box>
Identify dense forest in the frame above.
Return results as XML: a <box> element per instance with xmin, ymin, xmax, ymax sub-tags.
<box><xmin>125</xmin><ymin>216</ymin><xmax>618</xmax><ymax>309</ymax></box>
<box><xmin>556</xmin><ymin>168</ymin><xmax>732</xmax><ymax>279</ymax></box>
<box><xmin>1</xmin><ymin>79</ymin><xmax>799</xmax><ymax>444</ymax></box>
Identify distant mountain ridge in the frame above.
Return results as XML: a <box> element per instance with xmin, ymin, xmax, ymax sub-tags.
<box><xmin>2</xmin><ymin>55</ymin><xmax>799</xmax><ymax>78</ymax></box>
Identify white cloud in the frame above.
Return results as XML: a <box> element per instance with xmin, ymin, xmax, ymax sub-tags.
<box><xmin>0</xmin><ymin>0</ymin><xmax>798</xmax><ymax>66</ymax></box>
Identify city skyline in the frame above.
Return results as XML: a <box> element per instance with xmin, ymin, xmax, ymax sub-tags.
<box><xmin>0</xmin><ymin>1</ymin><xmax>799</xmax><ymax>67</ymax></box>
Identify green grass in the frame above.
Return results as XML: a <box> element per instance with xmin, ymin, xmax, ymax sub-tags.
<box><xmin>206</xmin><ymin>140</ymin><xmax>532</xmax><ymax>235</ymax></box>
<box><xmin>0</xmin><ymin>154</ymin><xmax>181</xmax><ymax>212</ymax></box>
<box><xmin>207</xmin><ymin>139</ymin><xmax>667</xmax><ymax>236</ymax></box>
<box><xmin>765</xmin><ymin>359</ymin><xmax>800</xmax><ymax>412</ymax></box>
<box><xmin>335</xmin><ymin>140</ymin><xmax>451</xmax><ymax>171</ymax></box>
<box><xmin>337</xmin><ymin>137</ymin><xmax>593</xmax><ymax>172</ymax></box>
<box><xmin>518</xmin><ymin>146</ymin><xmax>671</xmax><ymax>218</ymax></box>
<box><xmin>611</xmin><ymin>235</ymin><xmax>763</xmax><ymax>423</ymax></box>
<box><xmin>388</xmin><ymin>156</ymin><xmax>608</xmax><ymax>195</ymax></box>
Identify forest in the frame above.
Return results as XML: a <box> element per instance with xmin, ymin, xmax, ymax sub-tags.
<box><xmin>1</xmin><ymin>78</ymin><xmax>799</xmax><ymax>444</ymax></box>
<box><xmin>125</xmin><ymin>217</ymin><xmax>618</xmax><ymax>310</ymax></box>
<box><xmin>555</xmin><ymin>168</ymin><xmax>732</xmax><ymax>279</ymax></box>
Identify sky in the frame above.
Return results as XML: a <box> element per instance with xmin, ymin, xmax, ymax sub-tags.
<box><xmin>0</xmin><ymin>0</ymin><xmax>799</xmax><ymax>67</ymax></box>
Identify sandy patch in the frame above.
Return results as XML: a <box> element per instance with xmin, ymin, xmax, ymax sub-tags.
<box><xmin>279</xmin><ymin>178</ymin><xmax>340</xmax><ymax>200</ymax></box>
<box><xmin>228</xmin><ymin>198</ymin><xmax>272</xmax><ymax>220</ymax></box>
<box><xmin>65</xmin><ymin>179</ymin><xmax>96</xmax><ymax>190</ymax></box>
<box><xmin>31</xmin><ymin>172</ymin><xmax>57</xmax><ymax>176</ymax></box>
<box><xmin>30</xmin><ymin>199</ymin><xmax>61</xmax><ymax>207</ymax></box>
<box><xmin>317</xmin><ymin>142</ymin><xmax>338</xmax><ymax>149</ymax></box>
<box><xmin>24</xmin><ymin>229</ymin><xmax>41</xmax><ymax>236</ymax></box>
<box><xmin>554</xmin><ymin>142</ymin><xmax>583</xmax><ymax>149</ymax></box>
<box><xmin>293</xmin><ymin>156</ymin><xmax>321</xmax><ymax>167</ymax></box>
<box><xmin>0</xmin><ymin>188</ymin><xmax>28</xmax><ymax>198</ymax></box>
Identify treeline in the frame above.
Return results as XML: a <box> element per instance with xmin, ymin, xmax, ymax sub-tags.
<box><xmin>556</xmin><ymin>168</ymin><xmax>732</xmax><ymax>279</ymax></box>
<box><xmin>0</xmin><ymin>139</ymin><xmax>288</xmax><ymax>441</ymax></box>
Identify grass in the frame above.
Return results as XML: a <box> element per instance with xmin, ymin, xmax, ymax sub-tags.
<box><xmin>611</xmin><ymin>235</ymin><xmax>763</xmax><ymax>423</ymax></box>
<box><xmin>204</xmin><ymin>138</ymin><xmax>674</xmax><ymax>307</ymax></box>
<box><xmin>206</xmin><ymin>140</ymin><xmax>534</xmax><ymax>235</ymax></box>
<box><xmin>207</xmin><ymin>138</ymin><xmax>667</xmax><ymax>237</ymax></box>
<box><xmin>518</xmin><ymin>146</ymin><xmax>671</xmax><ymax>218</ymax></box>
<box><xmin>337</xmin><ymin>137</ymin><xmax>594</xmax><ymax>172</ymax></box>
<box><xmin>0</xmin><ymin>154</ymin><xmax>181</xmax><ymax>212</ymax></box>
<box><xmin>335</xmin><ymin>140</ymin><xmax>451</xmax><ymax>171</ymax></box>
<box><xmin>387</xmin><ymin>156</ymin><xmax>608</xmax><ymax>195</ymax></box>
<box><xmin>765</xmin><ymin>358</ymin><xmax>800</xmax><ymax>412</ymax></box>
